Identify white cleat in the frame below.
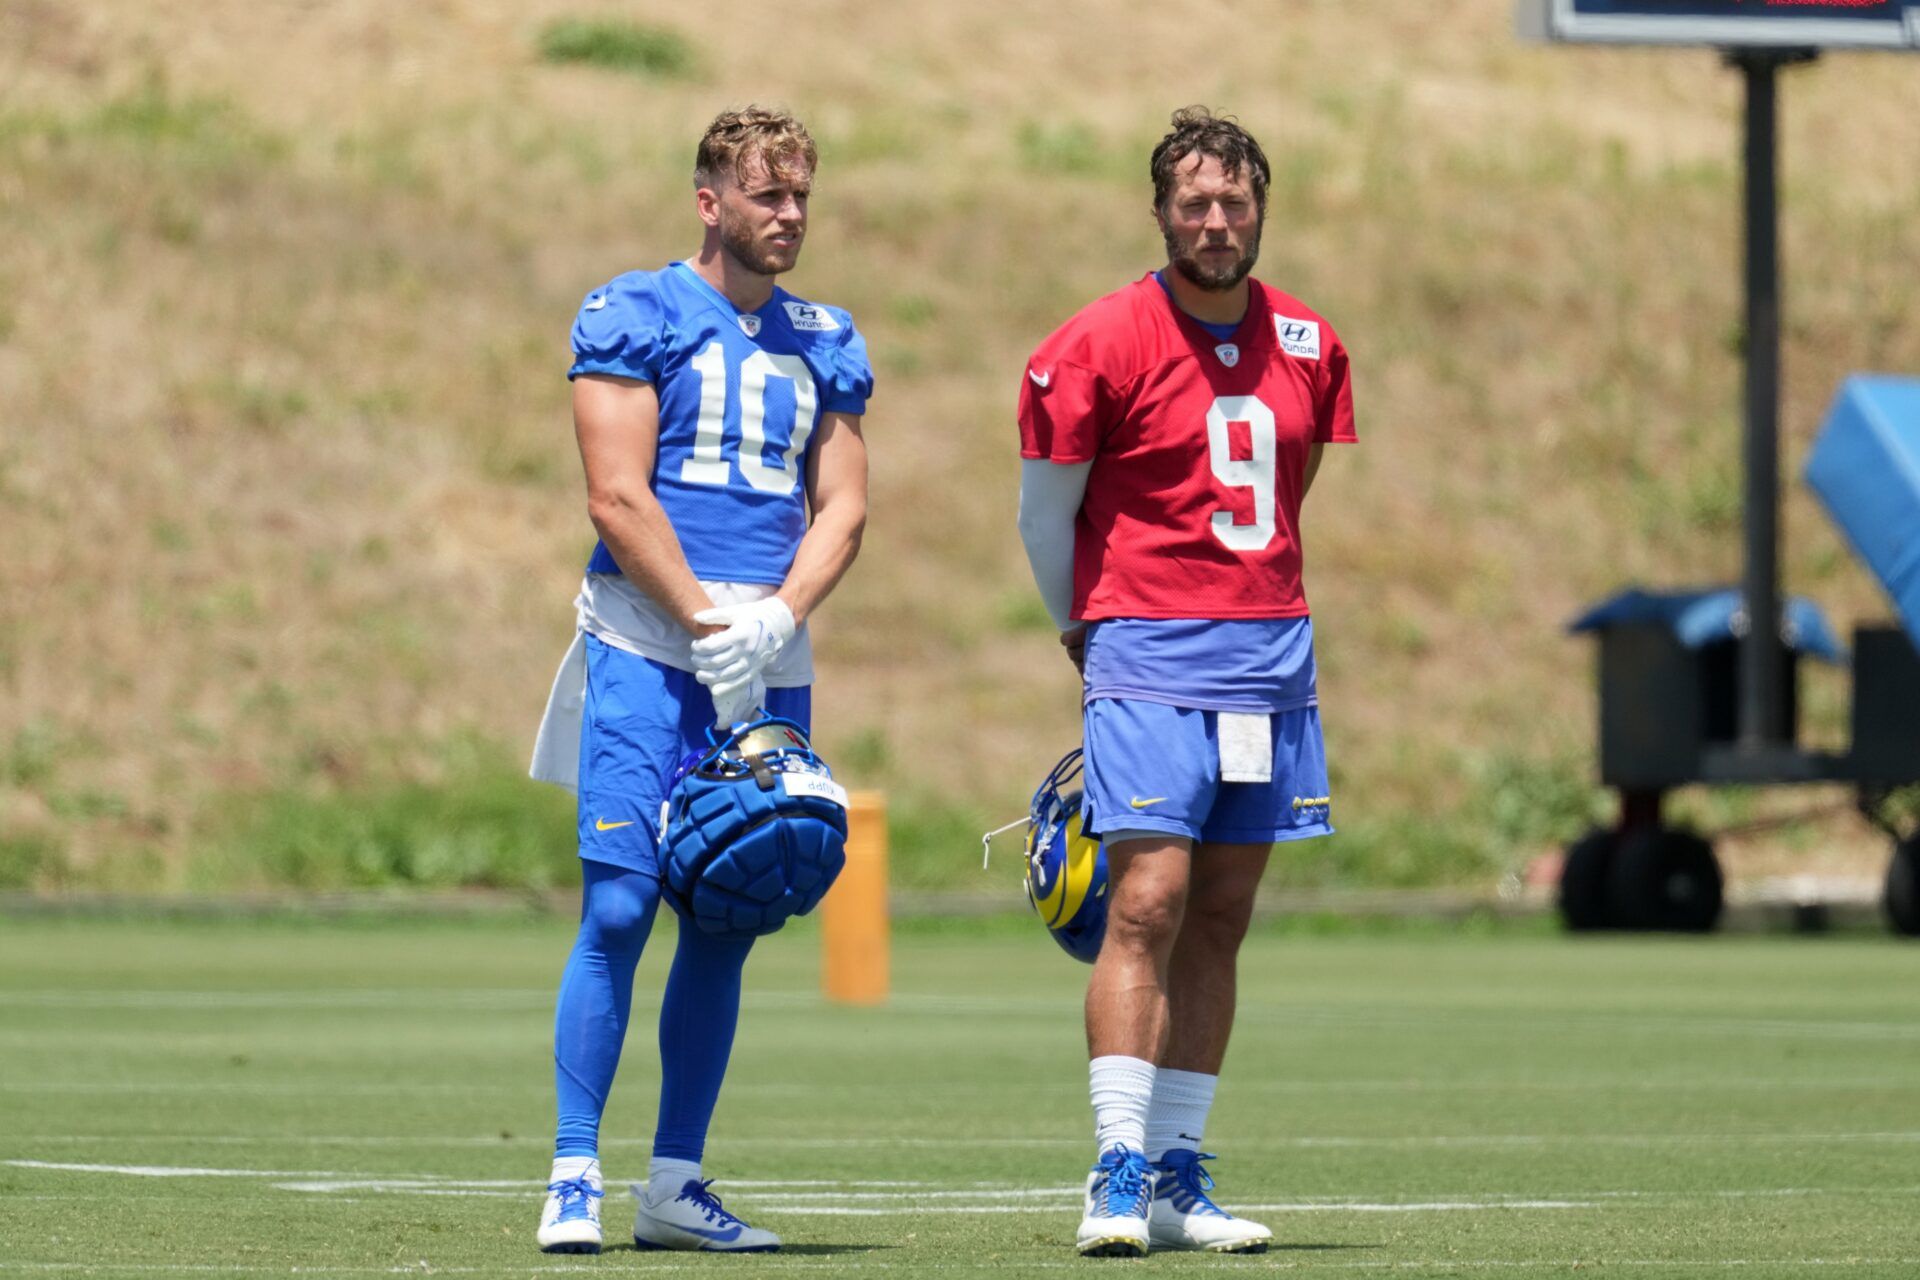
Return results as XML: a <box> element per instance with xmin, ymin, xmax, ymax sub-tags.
<box><xmin>1075</xmin><ymin>1145</ymin><xmax>1153</xmax><ymax>1257</ymax></box>
<box><xmin>535</xmin><ymin>1167</ymin><xmax>604</xmax><ymax>1254</ymax></box>
<box><xmin>1149</xmin><ymin>1150</ymin><xmax>1272</xmax><ymax>1254</ymax></box>
<box><xmin>631</xmin><ymin>1178</ymin><xmax>781</xmax><ymax>1252</ymax></box>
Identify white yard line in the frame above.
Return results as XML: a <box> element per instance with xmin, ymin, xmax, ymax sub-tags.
<box><xmin>4</xmin><ymin>1161</ymin><xmax>339</xmax><ymax>1179</ymax></box>
<box><xmin>11</xmin><ymin>1160</ymin><xmax>1917</xmax><ymax>1216</ymax></box>
<box><xmin>1</xmin><ymin>1163</ymin><xmax>938</xmax><ymax>1191</ymax></box>
<box><xmin>268</xmin><ymin>1180</ymin><xmax>1020</xmax><ymax>1197</ymax></box>
<box><xmin>740</xmin><ymin>1200</ymin><xmax>1601</xmax><ymax>1216</ymax></box>
<box><xmin>698</xmin><ymin>1187</ymin><xmax>1082</xmax><ymax>1201</ymax></box>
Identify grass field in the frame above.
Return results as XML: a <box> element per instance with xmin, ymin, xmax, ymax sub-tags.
<box><xmin>2</xmin><ymin>913</ymin><xmax>1916</xmax><ymax>1277</ymax></box>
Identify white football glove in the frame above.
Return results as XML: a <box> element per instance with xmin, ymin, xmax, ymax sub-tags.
<box><xmin>709</xmin><ymin>675</ymin><xmax>766</xmax><ymax>731</ymax></box>
<box><xmin>691</xmin><ymin>598</ymin><xmax>795</xmax><ymax>726</ymax></box>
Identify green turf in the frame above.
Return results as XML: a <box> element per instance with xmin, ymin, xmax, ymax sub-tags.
<box><xmin>1</xmin><ymin>914</ymin><xmax>1916</xmax><ymax>1277</ymax></box>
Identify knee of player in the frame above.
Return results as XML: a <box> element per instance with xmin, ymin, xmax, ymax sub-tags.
<box><xmin>581</xmin><ymin>879</ymin><xmax>659</xmax><ymax>945</ymax></box>
<box><xmin>1105</xmin><ymin>887</ymin><xmax>1186</xmax><ymax>951</ymax></box>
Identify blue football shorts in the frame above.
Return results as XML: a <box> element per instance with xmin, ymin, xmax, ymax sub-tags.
<box><xmin>1080</xmin><ymin>697</ymin><xmax>1332</xmax><ymax>846</ymax></box>
<box><xmin>576</xmin><ymin>634</ymin><xmax>811</xmax><ymax>875</ymax></box>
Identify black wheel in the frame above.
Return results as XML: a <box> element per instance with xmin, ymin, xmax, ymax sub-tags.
<box><xmin>1559</xmin><ymin>828</ymin><xmax>1620</xmax><ymax>932</ymax></box>
<box><xmin>1606</xmin><ymin>827</ymin><xmax>1723</xmax><ymax>933</ymax></box>
<box><xmin>1886</xmin><ymin>836</ymin><xmax>1920</xmax><ymax>938</ymax></box>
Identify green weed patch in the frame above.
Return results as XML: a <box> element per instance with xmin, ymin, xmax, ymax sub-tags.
<box><xmin>536</xmin><ymin>18</ymin><xmax>697</xmax><ymax>79</ymax></box>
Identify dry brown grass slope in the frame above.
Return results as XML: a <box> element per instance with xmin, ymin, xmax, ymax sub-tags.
<box><xmin>2</xmin><ymin>0</ymin><xmax>1917</xmax><ymax>890</ymax></box>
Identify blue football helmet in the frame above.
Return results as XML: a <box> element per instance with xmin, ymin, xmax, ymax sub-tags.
<box><xmin>659</xmin><ymin>716</ymin><xmax>849</xmax><ymax>941</ymax></box>
<box><xmin>1024</xmin><ymin>748</ymin><xmax>1109</xmax><ymax>964</ymax></box>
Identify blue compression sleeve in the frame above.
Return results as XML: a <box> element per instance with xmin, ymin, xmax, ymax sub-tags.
<box><xmin>553</xmin><ymin>860</ymin><xmax>662</xmax><ymax>1158</ymax></box>
<box><xmin>652</xmin><ymin>921</ymin><xmax>754</xmax><ymax>1162</ymax></box>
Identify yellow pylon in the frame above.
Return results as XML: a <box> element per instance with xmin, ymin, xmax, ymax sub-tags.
<box><xmin>822</xmin><ymin>791</ymin><xmax>888</xmax><ymax>1005</ymax></box>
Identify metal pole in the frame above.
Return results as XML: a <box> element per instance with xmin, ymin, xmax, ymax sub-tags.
<box><xmin>1732</xmin><ymin>48</ymin><xmax>1798</xmax><ymax>748</ymax></box>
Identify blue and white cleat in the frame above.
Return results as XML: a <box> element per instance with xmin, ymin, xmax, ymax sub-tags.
<box><xmin>1076</xmin><ymin>1145</ymin><xmax>1153</xmax><ymax>1257</ymax></box>
<box><xmin>631</xmin><ymin>1178</ymin><xmax>781</xmax><ymax>1252</ymax></box>
<box><xmin>535</xmin><ymin>1167</ymin><xmax>604</xmax><ymax>1254</ymax></box>
<box><xmin>1149</xmin><ymin>1150</ymin><xmax>1272</xmax><ymax>1254</ymax></box>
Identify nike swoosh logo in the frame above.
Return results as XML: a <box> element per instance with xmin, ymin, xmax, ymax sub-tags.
<box><xmin>1129</xmin><ymin>796</ymin><xmax>1166</xmax><ymax>810</ymax></box>
<box><xmin>680</xmin><ymin>1222</ymin><xmax>743</xmax><ymax>1243</ymax></box>
<box><xmin>585</xmin><ymin>295</ymin><xmax>609</xmax><ymax>311</ymax></box>
<box><xmin>1028</xmin><ymin>368</ymin><xmax>1051</xmax><ymax>388</ymax></box>
<box><xmin>594</xmin><ymin>818</ymin><xmax>635</xmax><ymax>831</ymax></box>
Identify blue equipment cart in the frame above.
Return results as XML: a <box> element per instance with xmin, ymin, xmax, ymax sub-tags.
<box><xmin>1522</xmin><ymin>6</ymin><xmax>1920</xmax><ymax>934</ymax></box>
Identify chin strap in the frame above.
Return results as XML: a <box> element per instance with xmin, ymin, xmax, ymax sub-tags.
<box><xmin>979</xmin><ymin>816</ymin><xmax>1032</xmax><ymax>870</ymax></box>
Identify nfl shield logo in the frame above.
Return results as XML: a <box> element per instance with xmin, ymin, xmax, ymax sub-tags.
<box><xmin>1215</xmin><ymin>343</ymin><xmax>1239</xmax><ymax>367</ymax></box>
<box><xmin>739</xmin><ymin>315</ymin><xmax>761</xmax><ymax>338</ymax></box>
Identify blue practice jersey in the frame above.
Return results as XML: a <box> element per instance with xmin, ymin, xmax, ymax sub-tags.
<box><xmin>1082</xmin><ymin>618</ymin><xmax>1318</xmax><ymax>714</ymax></box>
<box><xmin>569</xmin><ymin>262</ymin><xmax>873</xmax><ymax>585</ymax></box>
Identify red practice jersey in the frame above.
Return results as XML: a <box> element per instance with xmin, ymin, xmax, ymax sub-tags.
<box><xmin>1018</xmin><ymin>274</ymin><xmax>1357</xmax><ymax>621</ymax></box>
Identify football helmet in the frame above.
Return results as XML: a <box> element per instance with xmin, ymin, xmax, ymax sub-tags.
<box><xmin>1023</xmin><ymin>748</ymin><xmax>1109</xmax><ymax>964</ymax></box>
<box><xmin>659</xmin><ymin>716</ymin><xmax>849</xmax><ymax>941</ymax></box>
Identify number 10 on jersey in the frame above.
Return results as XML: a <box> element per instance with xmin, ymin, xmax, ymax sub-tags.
<box><xmin>680</xmin><ymin>342</ymin><xmax>819</xmax><ymax>495</ymax></box>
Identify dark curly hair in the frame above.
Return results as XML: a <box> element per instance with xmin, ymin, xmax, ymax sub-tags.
<box><xmin>1148</xmin><ymin>106</ymin><xmax>1271</xmax><ymax>215</ymax></box>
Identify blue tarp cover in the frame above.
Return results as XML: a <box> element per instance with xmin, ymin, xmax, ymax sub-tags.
<box><xmin>1568</xmin><ymin>587</ymin><xmax>1845</xmax><ymax>665</ymax></box>
<box><xmin>1803</xmin><ymin>375</ymin><xmax>1920</xmax><ymax>652</ymax></box>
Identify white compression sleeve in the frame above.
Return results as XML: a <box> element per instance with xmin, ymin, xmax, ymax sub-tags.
<box><xmin>1016</xmin><ymin>457</ymin><xmax>1092</xmax><ymax>631</ymax></box>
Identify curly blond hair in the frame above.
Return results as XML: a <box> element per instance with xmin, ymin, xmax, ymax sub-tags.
<box><xmin>694</xmin><ymin>106</ymin><xmax>818</xmax><ymax>189</ymax></box>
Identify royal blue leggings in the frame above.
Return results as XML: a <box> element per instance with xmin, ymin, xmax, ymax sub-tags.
<box><xmin>552</xmin><ymin>860</ymin><xmax>753</xmax><ymax>1161</ymax></box>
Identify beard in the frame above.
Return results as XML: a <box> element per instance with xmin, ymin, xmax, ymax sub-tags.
<box><xmin>1163</xmin><ymin>221</ymin><xmax>1261</xmax><ymax>291</ymax></box>
<box><xmin>719</xmin><ymin>206</ymin><xmax>801</xmax><ymax>276</ymax></box>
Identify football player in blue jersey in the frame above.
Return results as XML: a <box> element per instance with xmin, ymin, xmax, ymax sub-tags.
<box><xmin>527</xmin><ymin>106</ymin><xmax>872</xmax><ymax>1254</ymax></box>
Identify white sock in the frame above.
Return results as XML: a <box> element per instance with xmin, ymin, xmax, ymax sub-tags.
<box><xmin>549</xmin><ymin>1155</ymin><xmax>601</xmax><ymax>1190</ymax></box>
<box><xmin>1089</xmin><ymin>1055</ymin><xmax>1156</xmax><ymax>1156</ymax></box>
<box><xmin>647</xmin><ymin>1157</ymin><xmax>701</xmax><ymax>1201</ymax></box>
<box><xmin>1144</xmin><ymin>1069</ymin><xmax>1217</xmax><ymax>1162</ymax></box>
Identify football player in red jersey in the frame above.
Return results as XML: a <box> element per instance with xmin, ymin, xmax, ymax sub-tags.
<box><xmin>1017</xmin><ymin>107</ymin><xmax>1356</xmax><ymax>1257</ymax></box>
